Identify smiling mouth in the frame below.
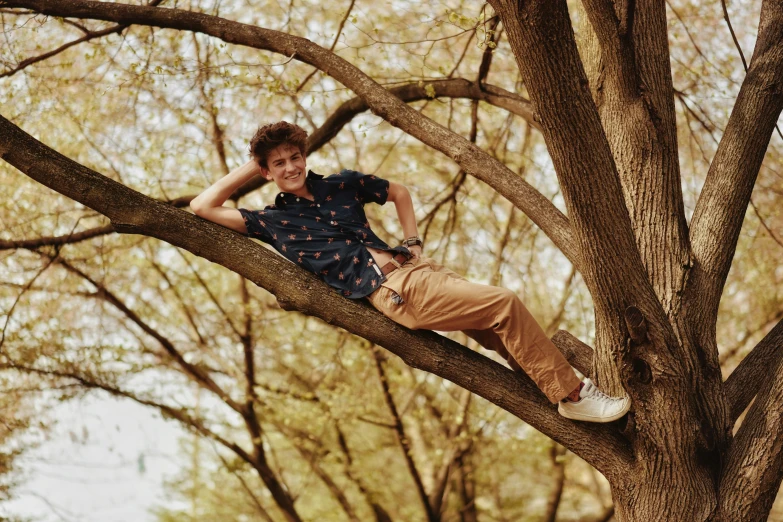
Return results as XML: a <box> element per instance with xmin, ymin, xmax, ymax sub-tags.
<box><xmin>285</xmin><ymin>172</ymin><xmax>301</xmax><ymax>180</ymax></box>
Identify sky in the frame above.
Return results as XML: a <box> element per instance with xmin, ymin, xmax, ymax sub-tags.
<box><xmin>2</xmin><ymin>392</ymin><xmax>186</xmax><ymax>522</ymax></box>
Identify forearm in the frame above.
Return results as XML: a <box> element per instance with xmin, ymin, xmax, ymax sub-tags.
<box><xmin>190</xmin><ymin>159</ymin><xmax>261</xmax><ymax>212</ymax></box>
<box><xmin>392</xmin><ymin>186</ymin><xmax>420</xmax><ymax>241</ymax></box>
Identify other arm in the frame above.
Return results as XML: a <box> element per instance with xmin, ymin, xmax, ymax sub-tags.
<box><xmin>387</xmin><ymin>182</ymin><xmax>422</xmax><ymax>258</ymax></box>
<box><xmin>190</xmin><ymin>159</ymin><xmax>262</xmax><ymax>234</ymax></box>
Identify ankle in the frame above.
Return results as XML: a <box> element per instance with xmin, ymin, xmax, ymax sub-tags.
<box><xmin>564</xmin><ymin>382</ymin><xmax>585</xmax><ymax>402</ymax></box>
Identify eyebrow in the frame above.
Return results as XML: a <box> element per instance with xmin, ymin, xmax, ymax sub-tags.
<box><xmin>272</xmin><ymin>153</ymin><xmax>300</xmax><ymax>164</ymax></box>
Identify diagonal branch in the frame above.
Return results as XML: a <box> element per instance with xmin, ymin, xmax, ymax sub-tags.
<box><xmin>334</xmin><ymin>422</ymin><xmax>393</xmax><ymax>522</ymax></box>
<box><xmin>274</xmin><ymin>421</ymin><xmax>362</xmax><ymax>522</ymax></box>
<box><xmin>307</xmin><ymin>79</ymin><xmax>539</xmax><ymax>155</ymax></box>
<box><xmin>372</xmin><ymin>346</ymin><xmax>434</xmax><ymax>521</ymax></box>
<box><xmin>0</xmin><ymin>224</ymin><xmax>115</xmax><ymax>250</ymax></box>
<box><xmin>0</xmin><ymin>0</ymin><xmax>579</xmax><ymax>268</ymax></box>
<box><xmin>687</xmin><ymin>0</ymin><xmax>783</xmax><ymax>330</ymax></box>
<box><xmin>579</xmin><ymin>0</ymin><xmax>689</xmax><ymax>315</ymax></box>
<box><xmin>1</xmin><ymin>23</ymin><xmax>127</xmax><ymax>78</ymax></box>
<box><xmin>0</xmin><ymin>0</ymin><xmax>167</xmax><ymax>78</ymax></box>
<box><xmin>429</xmin><ymin>389</ymin><xmax>473</xmax><ymax>516</ymax></box>
<box><xmin>551</xmin><ymin>330</ymin><xmax>593</xmax><ymax>378</ymax></box>
<box><xmin>718</xmin><ymin>339</ymin><xmax>783</xmax><ymax>520</ymax></box>
<box><xmin>212</xmin><ymin>449</ymin><xmax>276</xmax><ymax>522</ymax></box>
<box><xmin>0</xmin><ymin>113</ymin><xmax>634</xmax><ymax>479</ymax></box>
<box><xmin>724</xmin><ymin>317</ymin><xmax>783</xmax><ymax>423</ymax></box>
<box><xmin>5</xmin><ymin>362</ymin><xmax>255</xmax><ymax>465</ymax></box>
<box><xmin>50</xmin><ymin>255</ymin><xmax>244</xmax><ymax>414</ymax></box>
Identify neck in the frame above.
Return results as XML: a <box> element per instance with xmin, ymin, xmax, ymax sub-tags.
<box><xmin>290</xmin><ymin>185</ymin><xmax>313</xmax><ymax>199</ymax></box>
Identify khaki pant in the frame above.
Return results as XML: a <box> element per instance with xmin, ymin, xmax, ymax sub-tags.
<box><xmin>367</xmin><ymin>256</ymin><xmax>580</xmax><ymax>403</ymax></box>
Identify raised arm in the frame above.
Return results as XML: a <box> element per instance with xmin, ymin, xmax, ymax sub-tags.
<box><xmin>190</xmin><ymin>159</ymin><xmax>263</xmax><ymax>234</ymax></box>
<box><xmin>387</xmin><ymin>182</ymin><xmax>422</xmax><ymax>257</ymax></box>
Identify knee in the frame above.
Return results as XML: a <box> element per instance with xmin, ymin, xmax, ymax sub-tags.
<box><xmin>493</xmin><ymin>287</ymin><xmax>531</xmax><ymax>318</ymax></box>
<box><xmin>495</xmin><ymin>287</ymin><xmax>518</xmax><ymax>305</ymax></box>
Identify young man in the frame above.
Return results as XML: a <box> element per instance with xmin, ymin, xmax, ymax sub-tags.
<box><xmin>190</xmin><ymin>121</ymin><xmax>630</xmax><ymax>423</ymax></box>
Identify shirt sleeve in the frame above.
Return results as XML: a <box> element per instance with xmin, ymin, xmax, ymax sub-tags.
<box><xmin>340</xmin><ymin>169</ymin><xmax>390</xmax><ymax>205</ymax></box>
<box><xmin>238</xmin><ymin>208</ymin><xmax>275</xmax><ymax>243</ymax></box>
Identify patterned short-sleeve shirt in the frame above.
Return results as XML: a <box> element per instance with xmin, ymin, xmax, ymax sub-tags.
<box><xmin>239</xmin><ymin>169</ymin><xmax>410</xmax><ymax>299</ymax></box>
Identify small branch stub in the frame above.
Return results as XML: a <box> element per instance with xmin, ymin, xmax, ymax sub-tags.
<box><xmin>624</xmin><ymin>306</ymin><xmax>648</xmax><ymax>345</ymax></box>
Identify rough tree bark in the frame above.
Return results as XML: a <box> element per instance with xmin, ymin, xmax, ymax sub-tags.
<box><xmin>2</xmin><ymin>1</ymin><xmax>783</xmax><ymax>521</ymax></box>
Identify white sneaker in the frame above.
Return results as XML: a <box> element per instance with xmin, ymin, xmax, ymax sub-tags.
<box><xmin>558</xmin><ymin>379</ymin><xmax>631</xmax><ymax>423</ymax></box>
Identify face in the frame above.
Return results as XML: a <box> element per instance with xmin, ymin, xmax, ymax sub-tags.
<box><xmin>261</xmin><ymin>143</ymin><xmax>308</xmax><ymax>196</ymax></box>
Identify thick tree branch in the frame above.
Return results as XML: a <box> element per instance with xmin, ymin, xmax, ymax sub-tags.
<box><xmin>579</xmin><ymin>0</ymin><xmax>690</xmax><ymax>316</ymax></box>
<box><xmin>307</xmin><ymin>79</ymin><xmax>539</xmax><ymax>154</ymax></box>
<box><xmin>0</xmin><ymin>114</ymin><xmax>633</xmax><ymax>478</ymax></box>
<box><xmin>0</xmin><ymin>0</ymin><xmax>579</xmax><ymax>267</ymax></box>
<box><xmin>718</xmin><ymin>342</ymin><xmax>783</xmax><ymax>520</ymax></box>
<box><xmin>487</xmin><ymin>0</ymin><xmax>670</xmax><ymax>365</ymax></box>
<box><xmin>687</xmin><ymin>0</ymin><xmax>783</xmax><ymax>329</ymax></box>
<box><xmin>551</xmin><ymin>330</ymin><xmax>593</xmax><ymax>378</ymax></box>
<box><xmin>724</xmin><ymin>317</ymin><xmax>783</xmax><ymax>423</ymax></box>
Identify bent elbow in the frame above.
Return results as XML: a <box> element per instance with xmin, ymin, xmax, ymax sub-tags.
<box><xmin>190</xmin><ymin>198</ymin><xmax>204</xmax><ymax>216</ymax></box>
<box><xmin>388</xmin><ymin>182</ymin><xmax>409</xmax><ymax>203</ymax></box>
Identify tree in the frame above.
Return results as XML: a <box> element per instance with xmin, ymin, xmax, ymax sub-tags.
<box><xmin>0</xmin><ymin>0</ymin><xmax>781</xmax><ymax>520</ymax></box>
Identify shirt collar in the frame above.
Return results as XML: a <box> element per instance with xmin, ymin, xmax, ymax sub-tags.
<box><xmin>274</xmin><ymin>170</ymin><xmax>324</xmax><ymax>208</ymax></box>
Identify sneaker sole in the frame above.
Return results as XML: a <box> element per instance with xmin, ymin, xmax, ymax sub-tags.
<box><xmin>558</xmin><ymin>401</ymin><xmax>631</xmax><ymax>423</ymax></box>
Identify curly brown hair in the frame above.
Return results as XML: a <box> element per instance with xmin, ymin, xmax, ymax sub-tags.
<box><xmin>248</xmin><ymin>121</ymin><xmax>308</xmax><ymax>169</ymax></box>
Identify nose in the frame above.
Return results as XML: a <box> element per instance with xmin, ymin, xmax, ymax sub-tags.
<box><xmin>285</xmin><ymin>161</ymin><xmax>298</xmax><ymax>173</ymax></box>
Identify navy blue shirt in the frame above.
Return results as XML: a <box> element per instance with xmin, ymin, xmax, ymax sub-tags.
<box><xmin>239</xmin><ymin>169</ymin><xmax>410</xmax><ymax>299</ymax></box>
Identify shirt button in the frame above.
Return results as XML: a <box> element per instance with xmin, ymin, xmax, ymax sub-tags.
<box><xmin>317</xmin><ymin>204</ymin><xmax>320</xmax><ymax>207</ymax></box>
<box><xmin>296</xmin><ymin>197</ymin><xmax>300</xmax><ymax>202</ymax></box>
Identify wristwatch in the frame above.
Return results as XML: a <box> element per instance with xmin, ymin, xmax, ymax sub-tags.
<box><xmin>402</xmin><ymin>236</ymin><xmax>423</xmax><ymax>249</ymax></box>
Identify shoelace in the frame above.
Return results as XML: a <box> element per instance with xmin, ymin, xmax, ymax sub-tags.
<box><xmin>581</xmin><ymin>381</ymin><xmax>614</xmax><ymax>402</ymax></box>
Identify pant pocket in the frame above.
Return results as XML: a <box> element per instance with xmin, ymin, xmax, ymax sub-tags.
<box><xmin>390</xmin><ymin>291</ymin><xmax>405</xmax><ymax>305</ymax></box>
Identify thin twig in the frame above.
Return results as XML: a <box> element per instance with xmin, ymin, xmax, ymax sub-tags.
<box><xmin>750</xmin><ymin>198</ymin><xmax>783</xmax><ymax>250</ymax></box>
<box><xmin>371</xmin><ymin>346</ymin><xmax>434</xmax><ymax>521</ymax></box>
<box><xmin>295</xmin><ymin>0</ymin><xmax>356</xmax><ymax>93</ymax></box>
<box><xmin>720</xmin><ymin>0</ymin><xmax>748</xmax><ymax>71</ymax></box>
<box><xmin>720</xmin><ymin>0</ymin><xmax>783</xmax><ymax>140</ymax></box>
